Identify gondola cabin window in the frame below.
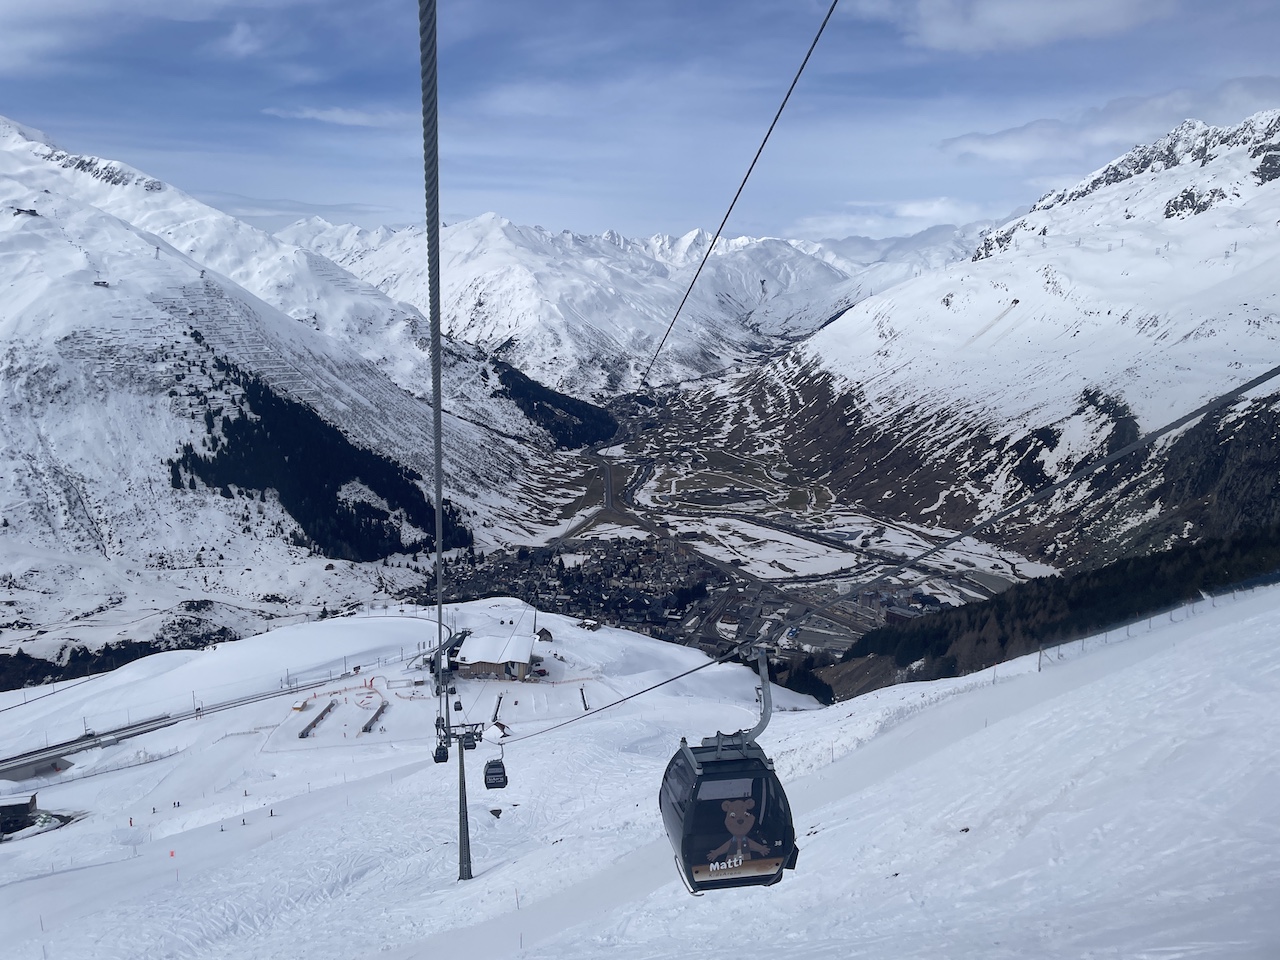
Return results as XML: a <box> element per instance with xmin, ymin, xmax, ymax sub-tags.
<box><xmin>688</xmin><ymin>777</ymin><xmax>786</xmax><ymax>883</ymax></box>
<box><xmin>662</xmin><ymin>753</ymin><xmax>695</xmax><ymax>811</ymax></box>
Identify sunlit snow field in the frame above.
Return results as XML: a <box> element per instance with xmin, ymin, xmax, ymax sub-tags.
<box><xmin>2</xmin><ymin>589</ymin><xmax>1279</xmax><ymax>959</ymax></box>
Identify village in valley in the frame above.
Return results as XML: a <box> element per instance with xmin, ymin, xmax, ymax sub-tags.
<box><xmin>400</xmin><ymin>530</ymin><xmax>962</xmax><ymax>675</ymax></box>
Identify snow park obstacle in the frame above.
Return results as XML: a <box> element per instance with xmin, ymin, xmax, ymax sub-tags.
<box><xmin>361</xmin><ymin>701</ymin><xmax>388</xmax><ymax>733</ymax></box>
<box><xmin>298</xmin><ymin>700</ymin><xmax>337</xmax><ymax>739</ymax></box>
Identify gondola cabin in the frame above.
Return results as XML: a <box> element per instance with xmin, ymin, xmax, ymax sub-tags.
<box><xmin>483</xmin><ymin>759</ymin><xmax>508</xmax><ymax>789</ymax></box>
<box><xmin>659</xmin><ymin>736</ymin><xmax>797</xmax><ymax>893</ymax></box>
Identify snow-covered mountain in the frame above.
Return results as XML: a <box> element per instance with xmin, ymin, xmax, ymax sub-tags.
<box><xmin>3</xmin><ymin>589</ymin><xmax>1278</xmax><ymax>958</ymax></box>
<box><xmin>7</xmin><ymin>103</ymin><xmax>1279</xmax><ymax>668</ymax></box>
<box><xmin>278</xmin><ymin>214</ymin><xmax>988</xmax><ymax>396</ymax></box>
<box><xmin>664</xmin><ymin>109</ymin><xmax>1280</xmax><ymax>563</ymax></box>
<box><xmin>0</xmin><ymin>116</ymin><xmax>610</xmax><ymax>663</ymax></box>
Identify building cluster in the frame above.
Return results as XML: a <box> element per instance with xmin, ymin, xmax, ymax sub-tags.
<box><xmin>402</xmin><ymin>538</ymin><xmax>954</xmax><ymax>678</ymax></box>
<box><xmin>409</xmin><ymin>536</ymin><xmax>730</xmax><ymax>640</ymax></box>
<box><xmin>856</xmin><ymin>587</ymin><xmax>947</xmax><ymax>625</ymax></box>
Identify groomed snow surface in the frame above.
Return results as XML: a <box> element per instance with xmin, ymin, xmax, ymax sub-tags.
<box><xmin>3</xmin><ymin>591</ymin><xmax>1279</xmax><ymax>959</ymax></box>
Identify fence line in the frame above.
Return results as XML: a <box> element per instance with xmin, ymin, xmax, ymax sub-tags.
<box><xmin>1035</xmin><ymin>579</ymin><xmax>1274</xmax><ymax>672</ymax></box>
<box><xmin>3</xmin><ymin>609</ymin><xmax>444</xmax><ymax>758</ymax></box>
<box><xmin>0</xmin><ymin>748</ymin><xmax>179</xmax><ymax>797</ymax></box>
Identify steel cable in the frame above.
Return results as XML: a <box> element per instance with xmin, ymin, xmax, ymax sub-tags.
<box><xmin>499</xmin><ymin>638</ymin><xmax>757</xmax><ymax>746</ymax></box>
<box><xmin>640</xmin><ymin>0</ymin><xmax>841</xmax><ymax>385</ymax></box>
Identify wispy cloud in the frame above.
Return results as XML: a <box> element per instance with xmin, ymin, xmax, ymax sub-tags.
<box><xmin>195</xmin><ymin>190</ymin><xmax>402</xmax><ymax>232</ymax></box>
<box><xmin>787</xmin><ymin>197</ymin><xmax>999</xmax><ymax>240</ymax></box>
<box><xmin>262</xmin><ymin>106</ymin><xmax>417</xmax><ymax>128</ymax></box>
<box><xmin>0</xmin><ymin>0</ymin><xmax>315</xmax><ymax>74</ymax></box>
<box><xmin>942</xmin><ymin>77</ymin><xmax>1280</xmax><ymax>167</ymax></box>
<box><xmin>211</xmin><ymin>21</ymin><xmax>265</xmax><ymax>59</ymax></box>
<box><xmin>845</xmin><ymin>0</ymin><xmax>1176</xmax><ymax>52</ymax></box>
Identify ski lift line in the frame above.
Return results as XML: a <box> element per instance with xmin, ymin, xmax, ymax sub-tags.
<box><xmin>418</xmin><ymin>0</ymin><xmax>455</xmax><ymax>771</ymax></box>
<box><xmin>499</xmin><ymin>638</ymin><xmax>759</xmax><ymax>747</ymax></box>
<box><xmin>865</xmin><ymin>359</ymin><xmax>1280</xmax><ymax>591</ymax></box>
<box><xmin>417</xmin><ymin>0</ymin><xmax>446</xmax><ymax>662</ymax></box>
<box><xmin>640</xmin><ymin>0</ymin><xmax>841</xmax><ymax>385</ymax></box>
<box><xmin>0</xmin><ymin>676</ymin><xmax>95</xmax><ymax>714</ymax></box>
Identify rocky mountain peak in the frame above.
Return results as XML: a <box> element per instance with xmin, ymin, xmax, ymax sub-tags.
<box><xmin>1033</xmin><ymin>108</ymin><xmax>1280</xmax><ymax>212</ymax></box>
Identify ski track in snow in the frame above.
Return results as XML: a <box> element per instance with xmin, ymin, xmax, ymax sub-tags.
<box><xmin>1</xmin><ymin>590</ymin><xmax>1278</xmax><ymax>960</ymax></box>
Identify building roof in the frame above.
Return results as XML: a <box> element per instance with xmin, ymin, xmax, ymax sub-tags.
<box><xmin>456</xmin><ymin>631</ymin><xmax>535</xmax><ymax>667</ymax></box>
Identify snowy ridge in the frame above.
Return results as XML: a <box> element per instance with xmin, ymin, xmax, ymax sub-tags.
<box><xmin>1032</xmin><ymin>108</ymin><xmax>1280</xmax><ymax>211</ymax></box>
<box><xmin>0</xmin><ymin>117</ymin><xmax>549</xmax><ymax>447</ymax></box>
<box><xmin>2</xmin><ymin>590</ymin><xmax>1278</xmax><ymax>958</ymax></box>
<box><xmin>710</xmin><ymin>109</ymin><xmax>1280</xmax><ymax>558</ymax></box>
<box><xmin>279</xmin><ymin>214</ymin><xmax>988</xmax><ymax>396</ymax></box>
<box><xmin>0</xmin><ymin>116</ymin><xmax>592</xmax><ymax>662</ymax></box>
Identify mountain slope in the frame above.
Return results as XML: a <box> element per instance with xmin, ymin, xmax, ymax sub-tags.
<box><xmin>0</xmin><ymin>116</ymin><xmax>609</xmax><ymax>664</ymax></box>
<box><xmin>279</xmin><ymin>214</ymin><xmax>989</xmax><ymax>396</ymax></box>
<box><xmin>0</xmin><ymin>116</ymin><xmax>576</xmax><ymax>451</ymax></box>
<box><xmin>670</xmin><ymin>109</ymin><xmax>1280</xmax><ymax>563</ymax></box>
<box><xmin>3</xmin><ymin>588</ymin><xmax>1278</xmax><ymax>958</ymax></box>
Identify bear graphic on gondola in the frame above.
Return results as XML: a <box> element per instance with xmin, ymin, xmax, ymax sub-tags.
<box><xmin>708</xmin><ymin>797</ymin><xmax>771</xmax><ymax>863</ymax></box>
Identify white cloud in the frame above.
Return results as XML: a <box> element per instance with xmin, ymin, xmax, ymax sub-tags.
<box><xmin>262</xmin><ymin>106</ymin><xmax>417</xmax><ymax>128</ymax></box>
<box><xmin>942</xmin><ymin>77</ymin><xmax>1280</xmax><ymax>167</ymax></box>
<box><xmin>786</xmin><ymin>197</ymin><xmax>995</xmax><ymax>239</ymax></box>
<box><xmin>0</xmin><ymin>0</ymin><xmax>309</xmax><ymax>74</ymax></box>
<box><xmin>195</xmin><ymin>190</ymin><xmax>402</xmax><ymax>231</ymax></box>
<box><xmin>213</xmin><ymin>21</ymin><xmax>264</xmax><ymax>58</ymax></box>
<box><xmin>846</xmin><ymin>0</ymin><xmax>1176</xmax><ymax>52</ymax></box>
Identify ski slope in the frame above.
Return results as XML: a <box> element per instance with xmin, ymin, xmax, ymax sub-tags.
<box><xmin>2</xmin><ymin>590</ymin><xmax>1279</xmax><ymax>959</ymax></box>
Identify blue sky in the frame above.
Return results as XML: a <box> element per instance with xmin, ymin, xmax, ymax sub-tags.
<box><xmin>1</xmin><ymin>0</ymin><xmax>1277</xmax><ymax>238</ymax></box>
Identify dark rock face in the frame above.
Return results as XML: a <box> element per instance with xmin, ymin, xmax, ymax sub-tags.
<box><xmin>1138</xmin><ymin>398</ymin><xmax>1280</xmax><ymax>542</ymax></box>
<box><xmin>174</xmin><ymin>364</ymin><xmax>471</xmax><ymax>562</ymax></box>
<box><xmin>1164</xmin><ymin>187</ymin><xmax>1226</xmax><ymax>218</ymax></box>
<box><xmin>1034</xmin><ymin>111</ymin><xmax>1280</xmax><ymax>211</ymax></box>
<box><xmin>41</xmin><ymin>148</ymin><xmax>164</xmax><ymax>191</ymax></box>
<box><xmin>1256</xmin><ymin>150</ymin><xmax>1280</xmax><ymax>185</ymax></box>
<box><xmin>971</xmin><ymin>220</ymin><xmax>1024</xmax><ymax>261</ymax></box>
<box><xmin>491</xmin><ymin>361</ymin><xmax>617</xmax><ymax>449</ymax></box>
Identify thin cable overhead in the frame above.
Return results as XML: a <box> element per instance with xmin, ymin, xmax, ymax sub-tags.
<box><xmin>501</xmin><ymin>364</ymin><xmax>1280</xmax><ymax>745</ymax></box>
<box><xmin>500</xmin><ymin>638</ymin><xmax>757</xmax><ymax>747</ymax></box>
<box><xmin>640</xmin><ymin>0</ymin><xmax>841</xmax><ymax>386</ymax></box>
<box><xmin>858</xmin><ymin>359</ymin><xmax>1280</xmax><ymax>592</ymax></box>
